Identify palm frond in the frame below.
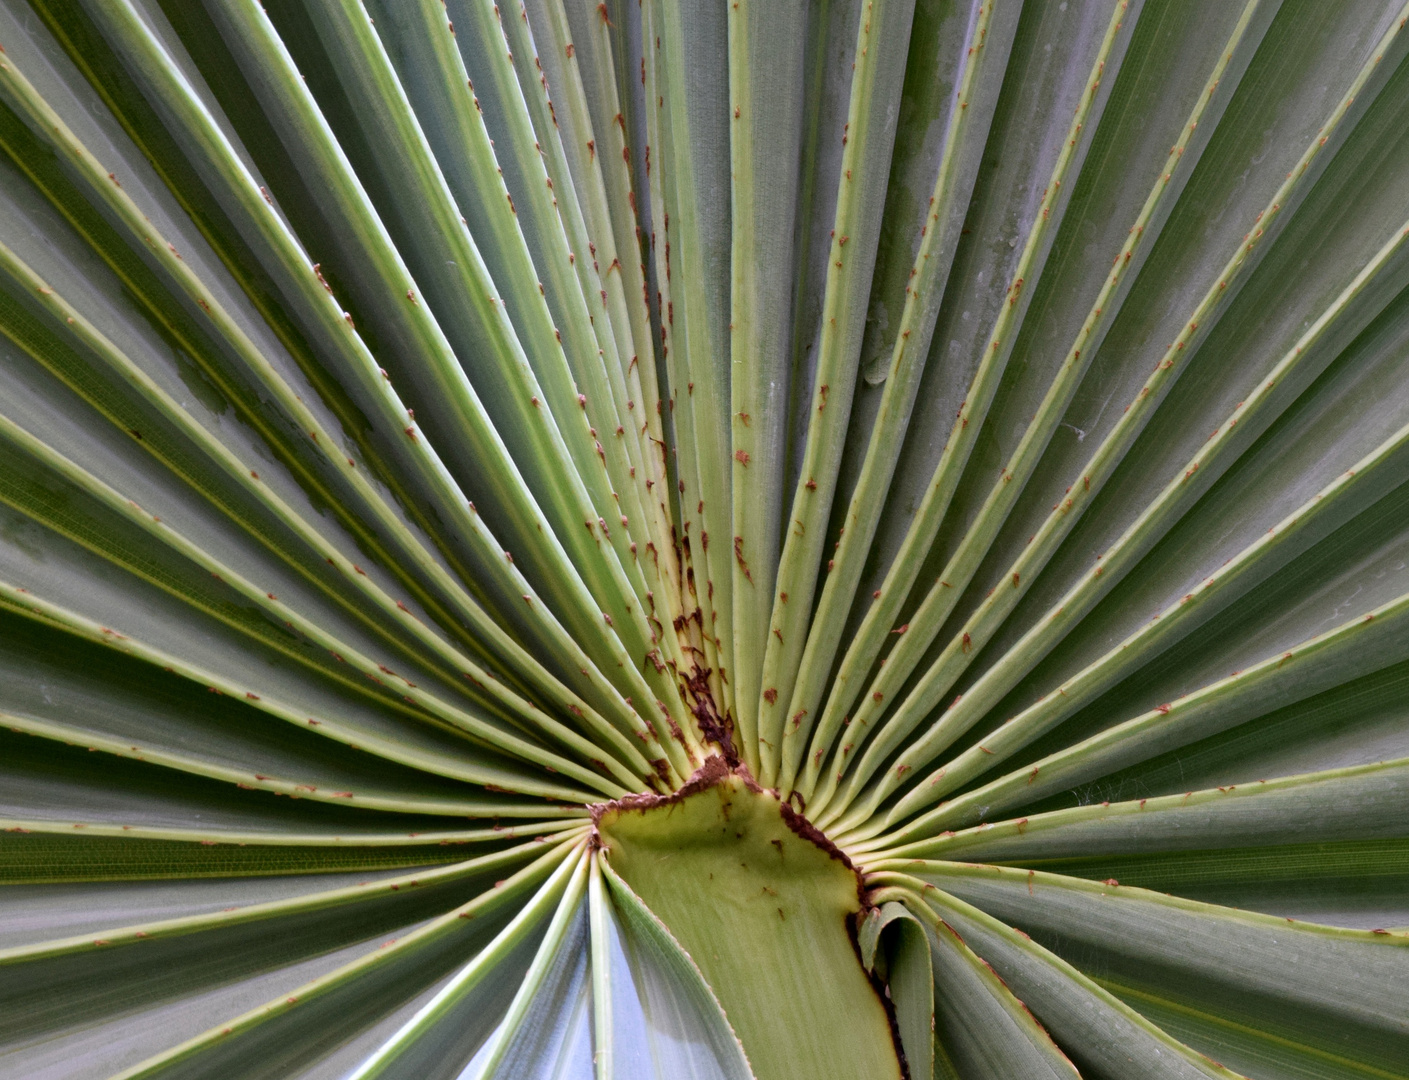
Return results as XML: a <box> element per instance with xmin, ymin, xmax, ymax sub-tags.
<box><xmin>2</xmin><ymin>0</ymin><xmax>1408</xmax><ymax>1077</ymax></box>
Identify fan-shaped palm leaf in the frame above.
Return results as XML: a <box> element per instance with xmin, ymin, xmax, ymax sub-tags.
<box><xmin>1</xmin><ymin>0</ymin><xmax>1407</xmax><ymax>1077</ymax></box>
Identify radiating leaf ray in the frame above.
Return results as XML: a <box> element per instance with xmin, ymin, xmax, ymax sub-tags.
<box><xmin>194</xmin><ymin>0</ymin><xmax>694</xmax><ymax>747</ymax></box>
<box><xmin>76</xmin><ymin>0</ymin><xmax>681</xmax><ymax>754</ymax></box>
<box><xmin>0</xmin><ymin>572</ymin><xmax>594</xmax><ymax>800</ymax></box>
<box><xmin>828</xmin><ymin>55</ymin><xmax>1409</xmax><ymax>832</ymax></box>
<box><xmin>0</xmin><ymin>32</ymin><xmax>604</xmax><ymax>734</ymax></box>
<box><xmin>1032</xmin><ymin>651</ymin><xmax>1409</xmax><ymax>832</ymax></box>
<box><xmin>0</xmin><ymin>398</ymin><xmax>643</xmax><ymax>793</ymax></box>
<box><xmin>907</xmin><ymin>863</ymin><xmax>1409</xmax><ymax>1078</ymax></box>
<box><xmin>26</xmin><ymin>0</ymin><xmax>681</xmax><ymax>771</ymax></box>
<box><xmin>755</xmin><ymin>0</ymin><xmax>920</xmax><ymax>784</ymax></box>
<box><xmin>411</xmin><ymin>1</ymin><xmax>690</xmax><ymax>734</ymax></box>
<box><xmin>0</xmin><ymin>867</ymin><xmax>419</xmax><ymax>940</ymax></box>
<box><xmin>0</xmin><ymin>822</ymin><xmax>573</xmax><ymax>884</ymax></box>
<box><xmin>877</xmin><ymin>414</ymin><xmax>1409</xmax><ymax>831</ymax></box>
<box><xmin>0</xmin><ymin>840</ymin><xmax>548</xmax><ymax>1032</ymax></box>
<box><xmin>586</xmin><ymin>853</ymin><xmax>617</xmax><ymax>1080</ymax></box>
<box><xmin>800</xmin><ymin>0</ymin><xmax>1147</xmax><ymax>811</ymax></box>
<box><xmin>474</xmin><ymin>860</ymin><xmax>591</xmax><ymax>1079</ymax></box>
<box><xmin>780</xmin><ymin>0</ymin><xmax>861</xmax><ymax>508</ymax></box>
<box><xmin>507</xmin><ymin>0</ymin><xmax>679</xmax><ymax>618</ymax></box>
<box><xmin>800</xmin><ymin>0</ymin><xmax>1277</xmax><ymax>811</ymax></box>
<box><xmin>871</xmin><ymin>581</ymin><xmax>1409</xmax><ymax>847</ymax></box>
<box><xmin>924</xmin><ymin>0</ymin><xmax>1409</xmax><ymax>670</ymax></box>
<box><xmin>651</xmin><ymin>0</ymin><xmax>736</xmax><ymax>729</ymax></box>
<box><xmin>894</xmin><ymin>879</ymin><xmax>1246</xmax><ymax>1079</ymax></box>
<box><xmin>725</xmin><ymin>0</ymin><xmax>808</xmax><ymax>768</ymax></box>
<box><xmin>0</xmin><ymin>600</ymin><xmax>580</xmax><ymax>818</ymax></box>
<box><xmin>0</xmin><ymin>720</ymin><xmax>582</xmax><ymax>841</ymax></box>
<box><xmin>112</xmin><ymin>838</ymin><xmax>581</xmax><ymax>1080</ymax></box>
<box><xmin>878</xmin><ymin>757</ymin><xmax>1409</xmax><ymax>867</ymax></box>
<box><xmin>5</xmin><ymin>931</ymin><xmax>423</xmax><ymax>1080</ymax></box>
<box><xmin>291</xmin><ymin>1</ymin><xmax>675</xmax><ymax>731</ymax></box>
<box><xmin>780</xmin><ymin>0</ymin><xmax>1021</xmax><ymax>798</ymax></box>
<box><xmin>0</xmin><ymin>711</ymin><xmax>560</xmax><ymax>819</ymax></box>
<box><xmin>350</xmin><ymin>844</ymin><xmax>587</xmax><ymax>1080</ymax></box>
<box><xmin>531</xmin><ymin>0</ymin><xmax>671</xmax><ymax>536</ymax></box>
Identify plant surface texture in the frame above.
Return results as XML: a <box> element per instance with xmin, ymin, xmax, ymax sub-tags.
<box><xmin>0</xmin><ymin>0</ymin><xmax>1408</xmax><ymax>1077</ymax></box>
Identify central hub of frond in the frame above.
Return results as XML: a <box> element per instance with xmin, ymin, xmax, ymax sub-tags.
<box><xmin>593</xmin><ymin>756</ymin><xmax>905</xmax><ymax>1080</ymax></box>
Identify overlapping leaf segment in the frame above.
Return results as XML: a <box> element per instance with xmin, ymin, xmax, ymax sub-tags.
<box><xmin>0</xmin><ymin>0</ymin><xmax>1407</xmax><ymax>1077</ymax></box>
